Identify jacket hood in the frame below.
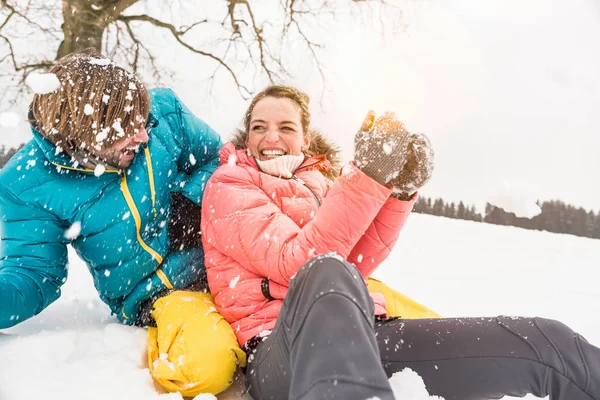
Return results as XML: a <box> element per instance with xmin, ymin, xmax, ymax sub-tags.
<box><xmin>31</xmin><ymin>128</ymin><xmax>89</xmax><ymax>171</ymax></box>
<box><xmin>226</xmin><ymin>128</ymin><xmax>342</xmax><ymax>180</ymax></box>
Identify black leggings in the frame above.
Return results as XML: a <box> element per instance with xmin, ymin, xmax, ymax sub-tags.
<box><xmin>245</xmin><ymin>255</ymin><xmax>600</xmax><ymax>400</ymax></box>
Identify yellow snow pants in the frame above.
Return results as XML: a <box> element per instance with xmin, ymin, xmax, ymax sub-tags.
<box><xmin>147</xmin><ymin>291</ymin><xmax>246</xmax><ymax>397</ymax></box>
<box><xmin>367</xmin><ymin>277</ymin><xmax>441</xmax><ymax>319</ymax></box>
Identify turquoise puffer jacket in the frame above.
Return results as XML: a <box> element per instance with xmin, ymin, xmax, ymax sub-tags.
<box><xmin>0</xmin><ymin>88</ymin><xmax>222</xmax><ymax>328</ymax></box>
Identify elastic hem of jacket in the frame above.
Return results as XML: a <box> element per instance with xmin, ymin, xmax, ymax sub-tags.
<box><xmin>390</xmin><ymin>190</ymin><xmax>416</xmax><ymax>201</ymax></box>
<box><xmin>261</xmin><ymin>278</ymin><xmax>275</xmax><ymax>301</ymax></box>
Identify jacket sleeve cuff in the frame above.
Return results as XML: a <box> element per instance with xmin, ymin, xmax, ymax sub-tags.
<box><xmin>390</xmin><ymin>191</ymin><xmax>417</xmax><ymax>201</ymax></box>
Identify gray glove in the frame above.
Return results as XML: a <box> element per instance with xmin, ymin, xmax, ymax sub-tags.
<box><xmin>354</xmin><ymin>110</ymin><xmax>434</xmax><ymax>199</ymax></box>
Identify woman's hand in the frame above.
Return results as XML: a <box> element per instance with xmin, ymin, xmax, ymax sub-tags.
<box><xmin>354</xmin><ymin>110</ymin><xmax>434</xmax><ymax>199</ymax></box>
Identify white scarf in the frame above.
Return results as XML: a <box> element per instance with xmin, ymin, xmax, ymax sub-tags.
<box><xmin>255</xmin><ymin>154</ymin><xmax>305</xmax><ymax>178</ymax></box>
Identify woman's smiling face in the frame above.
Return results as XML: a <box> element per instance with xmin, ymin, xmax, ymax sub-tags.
<box><xmin>246</xmin><ymin>96</ymin><xmax>310</xmax><ymax>161</ymax></box>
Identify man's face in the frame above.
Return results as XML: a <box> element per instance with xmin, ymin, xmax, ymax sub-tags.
<box><xmin>95</xmin><ymin>126</ymin><xmax>150</xmax><ymax>169</ymax></box>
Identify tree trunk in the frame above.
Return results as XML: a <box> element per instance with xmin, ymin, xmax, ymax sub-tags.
<box><xmin>57</xmin><ymin>0</ymin><xmax>141</xmax><ymax>60</ymax></box>
<box><xmin>57</xmin><ymin>0</ymin><xmax>109</xmax><ymax>59</ymax></box>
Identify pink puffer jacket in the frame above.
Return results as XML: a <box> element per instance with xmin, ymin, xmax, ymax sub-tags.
<box><xmin>201</xmin><ymin>141</ymin><xmax>415</xmax><ymax>346</ymax></box>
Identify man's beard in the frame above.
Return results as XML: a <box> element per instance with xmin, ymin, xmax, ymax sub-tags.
<box><xmin>67</xmin><ymin>146</ymin><xmax>126</xmax><ymax>170</ymax></box>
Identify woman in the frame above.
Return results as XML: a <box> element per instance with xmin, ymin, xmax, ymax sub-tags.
<box><xmin>201</xmin><ymin>85</ymin><xmax>600</xmax><ymax>400</ymax></box>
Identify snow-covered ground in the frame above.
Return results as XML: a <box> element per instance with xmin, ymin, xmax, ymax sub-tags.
<box><xmin>1</xmin><ymin>213</ymin><xmax>599</xmax><ymax>400</ymax></box>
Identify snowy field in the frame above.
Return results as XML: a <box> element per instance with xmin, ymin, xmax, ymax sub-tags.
<box><xmin>1</xmin><ymin>213</ymin><xmax>599</xmax><ymax>400</ymax></box>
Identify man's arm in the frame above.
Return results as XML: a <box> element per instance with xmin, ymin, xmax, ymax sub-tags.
<box><xmin>0</xmin><ymin>184</ymin><xmax>69</xmax><ymax>328</ymax></box>
<box><xmin>171</xmin><ymin>92</ymin><xmax>223</xmax><ymax>206</ymax></box>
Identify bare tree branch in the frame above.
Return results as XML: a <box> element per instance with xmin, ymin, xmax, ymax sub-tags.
<box><xmin>118</xmin><ymin>14</ymin><xmax>251</xmax><ymax>98</ymax></box>
<box><xmin>107</xmin><ymin>0</ymin><xmax>139</xmax><ymax>20</ymax></box>
<box><xmin>228</xmin><ymin>0</ymin><xmax>274</xmax><ymax>83</ymax></box>
<box><xmin>116</xmin><ymin>19</ymin><xmax>160</xmax><ymax>79</ymax></box>
<box><xmin>0</xmin><ymin>34</ymin><xmax>52</xmax><ymax>72</ymax></box>
<box><xmin>0</xmin><ymin>0</ymin><xmax>400</xmax><ymax>108</ymax></box>
<box><xmin>1</xmin><ymin>0</ymin><xmax>60</xmax><ymax>39</ymax></box>
<box><xmin>0</xmin><ymin>7</ymin><xmax>15</xmax><ymax>32</ymax></box>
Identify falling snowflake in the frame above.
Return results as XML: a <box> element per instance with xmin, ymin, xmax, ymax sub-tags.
<box><xmin>84</xmin><ymin>104</ymin><xmax>94</xmax><ymax>115</ymax></box>
<box><xmin>64</xmin><ymin>222</ymin><xmax>82</xmax><ymax>240</ymax></box>
<box><xmin>88</xmin><ymin>58</ymin><xmax>111</xmax><ymax>66</ymax></box>
<box><xmin>94</xmin><ymin>165</ymin><xmax>106</xmax><ymax>177</ymax></box>
<box><xmin>229</xmin><ymin>275</ymin><xmax>241</xmax><ymax>288</ymax></box>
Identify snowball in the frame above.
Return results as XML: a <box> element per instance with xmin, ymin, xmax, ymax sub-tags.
<box><xmin>0</xmin><ymin>112</ymin><xmax>20</xmax><ymax>127</ymax></box>
<box><xmin>88</xmin><ymin>58</ymin><xmax>111</xmax><ymax>66</ymax></box>
<box><xmin>84</xmin><ymin>104</ymin><xmax>94</xmax><ymax>115</ymax></box>
<box><xmin>102</xmin><ymin>94</ymin><xmax>110</xmax><ymax>104</ymax></box>
<box><xmin>26</xmin><ymin>73</ymin><xmax>60</xmax><ymax>94</ymax></box>
<box><xmin>487</xmin><ymin>181</ymin><xmax>542</xmax><ymax>218</ymax></box>
<box><xmin>64</xmin><ymin>222</ymin><xmax>82</xmax><ymax>240</ymax></box>
<box><xmin>94</xmin><ymin>164</ymin><xmax>106</xmax><ymax>177</ymax></box>
<box><xmin>389</xmin><ymin>368</ymin><xmax>444</xmax><ymax>400</ymax></box>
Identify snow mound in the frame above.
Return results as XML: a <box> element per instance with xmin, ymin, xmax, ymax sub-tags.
<box><xmin>390</xmin><ymin>368</ymin><xmax>444</xmax><ymax>399</ymax></box>
<box><xmin>0</xmin><ymin>324</ymin><xmax>159</xmax><ymax>400</ymax></box>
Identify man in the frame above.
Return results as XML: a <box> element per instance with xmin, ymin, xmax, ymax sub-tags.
<box><xmin>0</xmin><ymin>52</ymin><xmax>245</xmax><ymax>397</ymax></box>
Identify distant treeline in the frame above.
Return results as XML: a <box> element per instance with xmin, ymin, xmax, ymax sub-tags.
<box><xmin>0</xmin><ymin>144</ymin><xmax>23</xmax><ymax>168</ymax></box>
<box><xmin>414</xmin><ymin>197</ymin><xmax>600</xmax><ymax>240</ymax></box>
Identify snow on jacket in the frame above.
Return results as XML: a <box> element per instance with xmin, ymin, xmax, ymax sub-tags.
<box><xmin>201</xmin><ymin>133</ymin><xmax>415</xmax><ymax>346</ymax></box>
<box><xmin>0</xmin><ymin>88</ymin><xmax>222</xmax><ymax>328</ymax></box>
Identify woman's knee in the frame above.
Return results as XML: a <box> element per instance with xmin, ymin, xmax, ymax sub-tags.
<box><xmin>284</xmin><ymin>255</ymin><xmax>373</xmax><ymax>322</ymax></box>
<box><xmin>499</xmin><ymin>316</ymin><xmax>594</xmax><ymax>381</ymax></box>
<box><xmin>294</xmin><ymin>254</ymin><xmax>362</xmax><ymax>287</ymax></box>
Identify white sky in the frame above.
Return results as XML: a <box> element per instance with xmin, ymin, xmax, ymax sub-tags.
<box><xmin>2</xmin><ymin>0</ymin><xmax>599</xmax><ymax>212</ymax></box>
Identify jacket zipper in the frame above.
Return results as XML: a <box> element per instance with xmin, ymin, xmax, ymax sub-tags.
<box><xmin>292</xmin><ymin>175</ymin><xmax>321</xmax><ymax>207</ymax></box>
